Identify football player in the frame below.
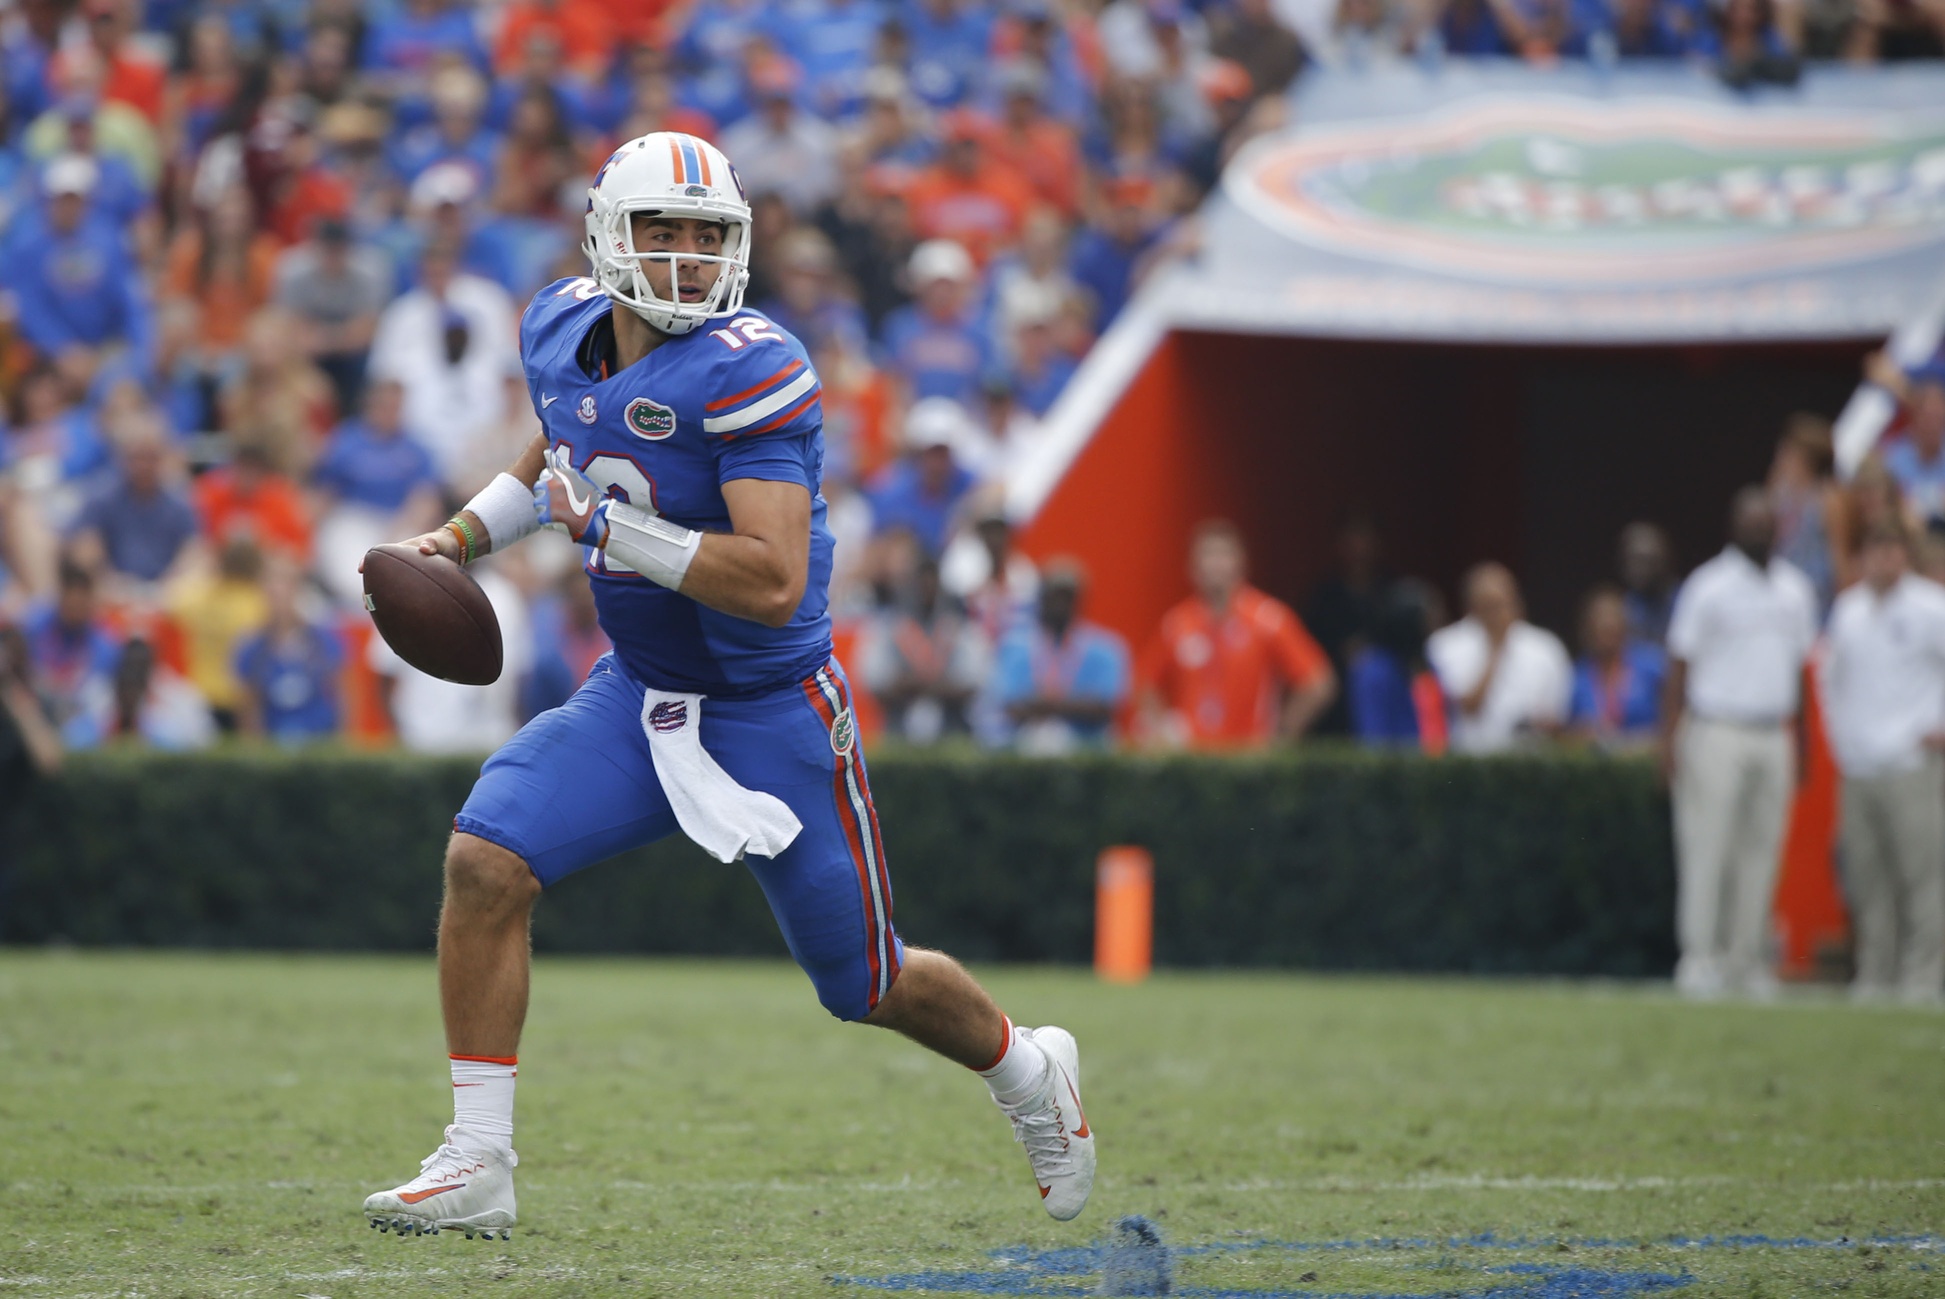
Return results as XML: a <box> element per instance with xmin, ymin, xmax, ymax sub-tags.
<box><xmin>359</xmin><ymin>134</ymin><xmax>1094</xmax><ymax>1238</ymax></box>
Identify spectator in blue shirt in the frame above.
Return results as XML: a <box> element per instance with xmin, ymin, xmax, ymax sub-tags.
<box><xmin>23</xmin><ymin>557</ymin><xmax>120</xmax><ymax>747</ymax></box>
<box><xmin>70</xmin><ymin>414</ymin><xmax>200</xmax><ymax>587</ymax></box>
<box><xmin>904</xmin><ymin>0</ymin><xmax>993</xmax><ymax>108</ymax></box>
<box><xmin>364</xmin><ymin>0</ymin><xmax>489</xmax><ymax>79</ymax></box>
<box><xmin>673</xmin><ymin>0</ymin><xmax>772</xmax><ymax>127</ymax></box>
<box><xmin>1347</xmin><ymin>580</ymin><xmax>1441</xmax><ymax>748</ymax></box>
<box><xmin>5</xmin><ymin>154</ymin><xmax>154</xmax><ymax>387</ymax></box>
<box><xmin>3</xmin><ymin>364</ymin><xmax>111</xmax><ymax>488</ymax></box>
<box><xmin>777</xmin><ymin>0</ymin><xmax>887</xmax><ymax>120</ymax></box>
<box><xmin>756</xmin><ymin>227</ymin><xmax>870</xmax><ymax>355</ymax></box>
<box><xmin>313</xmin><ymin>378</ymin><xmax>442</xmax><ymax>516</ymax></box>
<box><xmin>1882</xmin><ymin>362</ymin><xmax>1945</xmax><ymax>528</ymax></box>
<box><xmin>1005</xmin><ymin>288</ymin><xmax>1078</xmax><ymax>418</ymax></box>
<box><xmin>387</xmin><ymin>65</ymin><xmax>499</xmax><ymax>188</ymax></box>
<box><xmin>235</xmin><ymin>557</ymin><xmax>342</xmax><ymax>743</ymax></box>
<box><xmin>311</xmin><ymin>378</ymin><xmax>444</xmax><ymax>604</ymax></box>
<box><xmin>866</xmin><ymin>396</ymin><xmax>977</xmax><ymax>557</ymax></box>
<box><xmin>1568</xmin><ymin>585</ymin><xmax>1666</xmax><ymax>748</ymax></box>
<box><xmin>987</xmin><ymin>558</ymin><xmax>1130</xmax><ymax>752</ymax></box>
<box><xmin>1568</xmin><ymin>0</ymin><xmax>1703</xmax><ymax>56</ymax></box>
<box><xmin>879</xmin><ymin>238</ymin><xmax>993</xmax><ymax>406</ymax></box>
<box><xmin>1067</xmin><ymin>177</ymin><xmax>1161</xmax><ymax>329</ymax></box>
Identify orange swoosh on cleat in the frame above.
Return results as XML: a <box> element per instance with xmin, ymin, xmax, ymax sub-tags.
<box><xmin>1039</xmin><ymin>1185</ymin><xmax>1051</xmax><ymax>1198</ymax></box>
<box><xmin>1065</xmin><ymin>1076</ymin><xmax>1090</xmax><ymax>1139</ymax></box>
<box><xmin>398</xmin><ymin>1184</ymin><xmax>466</xmax><ymax>1204</ymax></box>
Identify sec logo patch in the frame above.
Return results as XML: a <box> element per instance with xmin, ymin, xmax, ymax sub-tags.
<box><xmin>626</xmin><ymin>396</ymin><xmax>677</xmax><ymax>440</ymax></box>
<box><xmin>830</xmin><ymin>707</ymin><xmax>855</xmax><ymax>757</ymax></box>
<box><xmin>577</xmin><ymin>395</ymin><xmax>599</xmax><ymax>424</ymax></box>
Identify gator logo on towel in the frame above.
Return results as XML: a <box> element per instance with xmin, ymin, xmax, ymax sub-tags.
<box><xmin>626</xmin><ymin>396</ymin><xmax>677</xmax><ymax>440</ymax></box>
<box><xmin>830</xmin><ymin>707</ymin><xmax>855</xmax><ymax>757</ymax></box>
<box><xmin>1227</xmin><ymin>97</ymin><xmax>1945</xmax><ymax>286</ymax></box>
<box><xmin>648</xmin><ymin>700</ymin><xmax>688</xmax><ymax>733</ymax></box>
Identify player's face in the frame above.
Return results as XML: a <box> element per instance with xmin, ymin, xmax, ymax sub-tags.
<box><xmin>631</xmin><ymin>216</ymin><xmax>726</xmax><ymax>306</ymax></box>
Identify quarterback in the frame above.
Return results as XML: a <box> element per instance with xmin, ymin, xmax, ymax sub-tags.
<box><xmin>360</xmin><ymin>133</ymin><xmax>1094</xmax><ymax>1237</ymax></box>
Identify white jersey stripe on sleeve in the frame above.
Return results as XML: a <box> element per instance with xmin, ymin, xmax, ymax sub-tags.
<box><xmin>702</xmin><ymin>368</ymin><xmax>821</xmax><ymax>434</ymax></box>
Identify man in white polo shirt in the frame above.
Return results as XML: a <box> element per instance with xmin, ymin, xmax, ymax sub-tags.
<box><xmin>1819</xmin><ymin>522</ymin><xmax>1945</xmax><ymax>1005</ymax></box>
<box><xmin>1660</xmin><ymin>488</ymin><xmax>1819</xmax><ymax>998</ymax></box>
<box><xmin>1427</xmin><ymin>562</ymin><xmax>1572</xmax><ymax>754</ymax></box>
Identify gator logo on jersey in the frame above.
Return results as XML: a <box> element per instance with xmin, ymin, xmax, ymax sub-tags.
<box><xmin>625</xmin><ymin>396</ymin><xmax>677</xmax><ymax>440</ymax></box>
<box><xmin>578</xmin><ymin>395</ymin><xmax>598</xmax><ymax>424</ymax></box>
<box><xmin>648</xmin><ymin>700</ymin><xmax>688</xmax><ymax>733</ymax></box>
<box><xmin>829</xmin><ymin>707</ymin><xmax>855</xmax><ymax>757</ymax></box>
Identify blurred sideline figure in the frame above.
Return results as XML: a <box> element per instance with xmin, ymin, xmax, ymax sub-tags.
<box><xmin>1660</xmin><ymin>488</ymin><xmax>1818</xmax><ymax>1000</ymax></box>
<box><xmin>987</xmin><ymin>557</ymin><xmax>1130</xmax><ymax>753</ymax></box>
<box><xmin>1136</xmin><ymin>519</ymin><xmax>1335</xmax><ymax>749</ymax></box>
<box><xmin>1427</xmin><ymin>562</ymin><xmax>1570</xmax><ymax>754</ymax></box>
<box><xmin>1819</xmin><ymin>521</ymin><xmax>1945</xmax><ymax>1006</ymax></box>
<box><xmin>1567</xmin><ymin>584</ymin><xmax>1666</xmax><ymax>750</ymax></box>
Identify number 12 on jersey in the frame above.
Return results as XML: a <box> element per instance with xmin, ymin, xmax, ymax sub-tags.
<box><xmin>709</xmin><ymin>317</ymin><xmax>784</xmax><ymax>350</ymax></box>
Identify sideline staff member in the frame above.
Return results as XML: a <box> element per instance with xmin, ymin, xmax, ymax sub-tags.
<box><xmin>1660</xmin><ymin>488</ymin><xmax>1818</xmax><ymax>999</ymax></box>
<box><xmin>1820</xmin><ymin>522</ymin><xmax>1945</xmax><ymax>1005</ymax></box>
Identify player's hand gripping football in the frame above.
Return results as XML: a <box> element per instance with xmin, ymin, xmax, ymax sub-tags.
<box><xmin>359</xmin><ymin>524</ymin><xmax>463</xmax><ymax>573</ymax></box>
<box><xmin>535</xmin><ymin>447</ymin><xmax>611</xmax><ymax>547</ymax></box>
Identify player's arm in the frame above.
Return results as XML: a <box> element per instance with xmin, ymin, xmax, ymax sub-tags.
<box><xmin>1280</xmin><ymin>670</ymin><xmax>1337</xmax><ymax>742</ymax></box>
<box><xmin>537</xmin><ymin>448</ymin><xmax>811</xmax><ymax>627</ymax></box>
<box><xmin>676</xmin><ymin>478</ymin><xmax>812</xmax><ymax>628</ymax></box>
<box><xmin>381</xmin><ymin>433</ymin><xmax>550</xmax><ymax>567</ymax></box>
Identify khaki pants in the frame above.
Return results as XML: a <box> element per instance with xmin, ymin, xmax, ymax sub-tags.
<box><xmin>1840</xmin><ymin>759</ymin><xmax>1945</xmax><ymax>1000</ymax></box>
<box><xmin>1673</xmin><ymin>718</ymin><xmax>1794</xmax><ymax>992</ymax></box>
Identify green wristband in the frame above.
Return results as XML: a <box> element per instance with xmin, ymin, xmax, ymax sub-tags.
<box><xmin>446</xmin><ymin>515</ymin><xmax>481</xmax><ymax>565</ymax></box>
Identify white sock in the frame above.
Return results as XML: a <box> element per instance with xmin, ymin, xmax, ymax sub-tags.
<box><xmin>977</xmin><ymin>1016</ymin><xmax>1049</xmax><ymax>1108</ymax></box>
<box><xmin>450</xmin><ymin>1055</ymin><xmax>516</xmax><ymax>1151</ymax></box>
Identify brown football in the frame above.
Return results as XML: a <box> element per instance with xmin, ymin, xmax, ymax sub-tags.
<box><xmin>361</xmin><ymin>543</ymin><xmax>503</xmax><ymax>686</ymax></box>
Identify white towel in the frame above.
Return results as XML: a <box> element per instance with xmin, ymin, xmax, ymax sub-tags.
<box><xmin>640</xmin><ymin>689</ymin><xmax>802</xmax><ymax>863</ymax></box>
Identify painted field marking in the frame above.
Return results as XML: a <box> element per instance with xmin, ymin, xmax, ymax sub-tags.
<box><xmin>836</xmin><ymin>1228</ymin><xmax>1942</xmax><ymax>1298</ymax></box>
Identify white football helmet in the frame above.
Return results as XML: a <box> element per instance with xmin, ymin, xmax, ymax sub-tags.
<box><xmin>583</xmin><ymin>132</ymin><xmax>751</xmax><ymax>335</ymax></box>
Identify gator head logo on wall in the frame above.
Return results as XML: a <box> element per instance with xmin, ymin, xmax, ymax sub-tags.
<box><xmin>1227</xmin><ymin>98</ymin><xmax>1945</xmax><ymax>285</ymax></box>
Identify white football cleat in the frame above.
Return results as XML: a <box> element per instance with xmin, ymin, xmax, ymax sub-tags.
<box><xmin>362</xmin><ymin>1125</ymin><xmax>517</xmax><ymax>1239</ymax></box>
<box><xmin>1000</xmin><ymin>1025</ymin><xmax>1096</xmax><ymax>1221</ymax></box>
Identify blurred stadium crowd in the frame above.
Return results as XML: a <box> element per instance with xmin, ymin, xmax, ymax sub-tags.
<box><xmin>0</xmin><ymin>0</ymin><xmax>1943</xmax><ymax>763</ymax></box>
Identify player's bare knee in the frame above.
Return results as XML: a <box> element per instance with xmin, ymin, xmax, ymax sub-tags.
<box><xmin>444</xmin><ymin>833</ymin><xmax>540</xmax><ymax>917</ymax></box>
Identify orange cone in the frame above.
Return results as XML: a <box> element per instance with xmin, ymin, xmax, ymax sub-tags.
<box><xmin>1095</xmin><ymin>847</ymin><xmax>1154</xmax><ymax>983</ymax></box>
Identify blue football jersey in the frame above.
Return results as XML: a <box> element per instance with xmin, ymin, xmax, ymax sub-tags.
<box><xmin>520</xmin><ymin>277</ymin><xmax>834</xmax><ymax>696</ymax></box>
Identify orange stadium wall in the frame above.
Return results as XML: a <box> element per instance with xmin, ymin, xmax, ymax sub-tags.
<box><xmin>1019</xmin><ymin>329</ymin><xmax>1868</xmax><ymax>977</ymax></box>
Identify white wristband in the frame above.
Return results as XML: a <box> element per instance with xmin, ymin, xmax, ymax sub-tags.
<box><xmin>464</xmin><ymin>472</ymin><xmax>542</xmax><ymax>554</ymax></box>
<box><xmin>605</xmin><ymin>501</ymin><xmax>701</xmax><ymax>590</ymax></box>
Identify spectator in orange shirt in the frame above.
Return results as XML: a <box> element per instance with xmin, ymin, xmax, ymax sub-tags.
<box><xmin>1136</xmin><ymin>519</ymin><xmax>1337</xmax><ymax>748</ymax></box>
<box><xmin>193</xmin><ymin>442</ymin><xmax>313</xmax><ymax>563</ymax></box>
<box><xmin>160</xmin><ymin>186</ymin><xmax>280</xmax><ymax>419</ymax></box>
<box><xmin>906</xmin><ymin>111</ymin><xmax>1037</xmax><ymax>265</ymax></box>
<box><xmin>493</xmin><ymin>0</ymin><xmax>612</xmax><ymax>79</ymax></box>
<box><xmin>988</xmin><ymin>63</ymin><xmax>1083</xmax><ymax>217</ymax></box>
<box><xmin>52</xmin><ymin>0</ymin><xmax>166</xmax><ymax>126</ymax></box>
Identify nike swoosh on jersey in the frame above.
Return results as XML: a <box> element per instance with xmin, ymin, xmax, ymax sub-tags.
<box><xmin>540</xmin><ymin>394</ymin><xmax>559</xmax><ymax>408</ymax></box>
<box><xmin>398</xmin><ymin>1184</ymin><xmax>467</xmax><ymax>1204</ymax></box>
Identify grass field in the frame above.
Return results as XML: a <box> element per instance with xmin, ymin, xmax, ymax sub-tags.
<box><xmin>0</xmin><ymin>953</ymin><xmax>1939</xmax><ymax>1298</ymax></box>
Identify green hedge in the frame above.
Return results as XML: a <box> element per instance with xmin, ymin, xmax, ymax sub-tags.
<box><xmin>0</xmin><ymin>747</ymin><xmax>1676</xmax><ymax>975</ymax></box>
